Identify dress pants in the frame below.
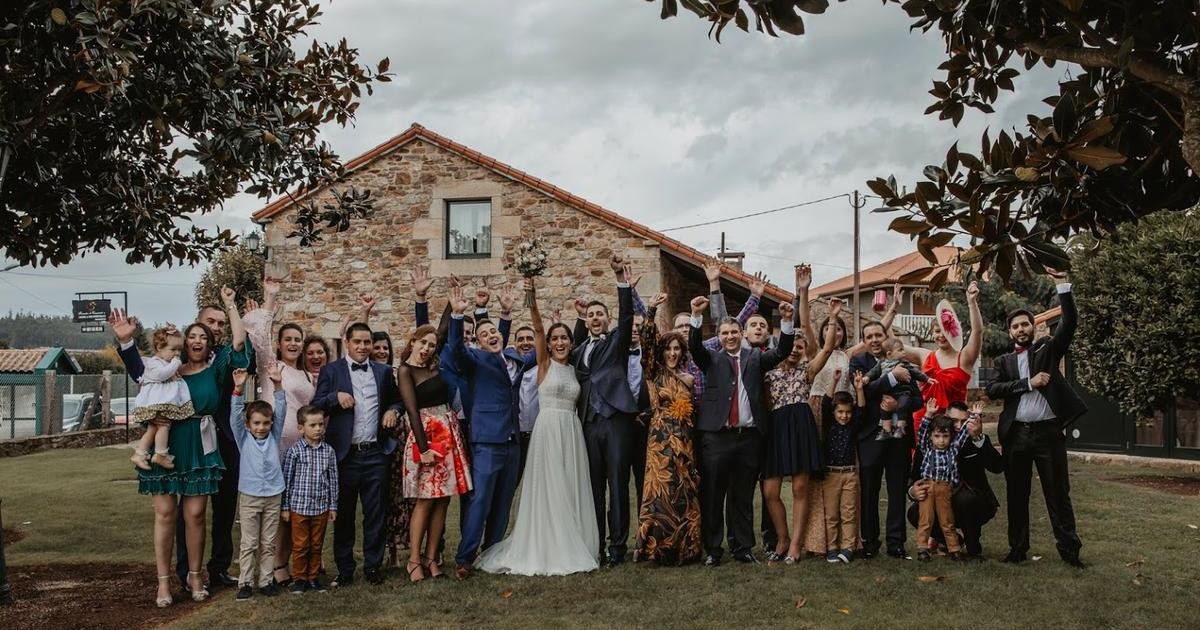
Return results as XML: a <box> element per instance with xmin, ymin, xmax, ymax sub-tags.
<box><xmin>822</xmin><ymin>468</ymin><xmax>858</xmax><ymax>551</ymax></box>
<box><xmin>237</xmin><ymin>493</ymin><xmax>281</xmax><ymax>588</ymax></box>
<box><xmin>699</xmin><ymin>429</ymin><xmax>761</xmax><ymax>559</ymax></box>
<box><xmin>333</xmin><ymin>445</ymin><xmax>389</xmax><ymax>577</ymax></box>
<box><xmin>456</xmin><ymin>441</ymin><xmax>520</xmax><ymax>566</ymax></box>
<box><xmin>173</xmin><ymin>435</ymin><xmax>239</xmax><ymax>583</ymax></box>
<box><xmin>1004</xmin><ymin>421</ymin><xmax>1082</xmax><ymax>558</ymax></box>
<box><xmin>583</xmin><ymin>415</ymin><xmax>636</xmax><ymax>559</ymax></box>
<box><xmin>291</xmin><ymin>512</ymin><xmax>331</xmax><ymax>581</ymax></box>
<box><xmin>857</xmin><ymin>434</ymin><xmax>911</xmax><ymax>554</ymax></box>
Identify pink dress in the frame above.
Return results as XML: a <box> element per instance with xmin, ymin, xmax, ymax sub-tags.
<box><xmin>243</xmin><ymin>308</ymin><xmax>315</xmax><ymax>455</ymax></box>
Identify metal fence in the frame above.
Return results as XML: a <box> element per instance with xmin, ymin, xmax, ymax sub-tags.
<box><xmin>1</xmin><ymin>371</ymin><xmax>139</xmax><ymax>441</ymax></box>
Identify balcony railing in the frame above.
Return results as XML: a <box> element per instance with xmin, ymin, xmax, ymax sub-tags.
<box><xmin>893</xmin><ymin>314</ymin><xmax>936</xmax><ymax>338</ymax></box>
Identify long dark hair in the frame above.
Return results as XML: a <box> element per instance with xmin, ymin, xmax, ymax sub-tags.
<box><xmin>648</xmin><ymin>330</ymin><xmax>690</xmax><ymax>382</ymax></box>
<box><xmin>181</xmin><ymin>322</ymin><xmax>215</xmax><ymax>363</ymax></box>
<box><xmin>372</xmin><ymin>330</ymin><xmax>395</xmax><ymax>365</ymax></box>
<box><xmin>818</xmin><ymin>315</ymin><xmax>848</xmax><ymax>350</ymax></box>
<box><xmin>276</xmin><ymin>323</ymin><xmax>304</xmax><ymax>362</ymax></box>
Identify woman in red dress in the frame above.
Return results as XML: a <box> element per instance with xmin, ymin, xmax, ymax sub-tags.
<box><xmin>904</xmin><ymin>281</ymin><xmax>983</xmax><ymax>435</ymax></box>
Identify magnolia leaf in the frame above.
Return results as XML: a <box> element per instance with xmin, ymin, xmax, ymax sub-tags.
<box><xmin>889</xmin><ymin>217</ymin><xmax>933</xmax><ymax>235</ymax></box>
<box><xmin>795</xmin><ymin>597</ymin><xmax>807</xmax><ymax>609</ymax></box>
<box><xmin>917</xmin><ymin>575</ymin><xmax>947</xmax><ymax>583</ymax></box>
<box><xmin>1065</xmin><ymin>145</ymin><xmax>1127</xmax><ymax>170</ymax></box>
<box><xmin>1073</xmin><ymin>116</ymin><xmax>1115</xmax><ymax>145</ymax></box>
<box><xmin>1058</xmin><ymin>0</ymin><xmax>1085</xmax><ymax>13</ymax></box>
<box><xmin>50</xmin><ymin>7</ymin><xmax>67</xmax><ymax>25</ymax></box>
<box><xmin>927</xmin><ymin>267</ymin><xmax>950</xmax><ymax>292</ymax></box>
<box><xmin>867</xmin><ymin>177</ymin><xmax>897</xmax><ymax>200</ymax></box>
<box><xmin>837</xmin><ymin>608</ymin><xmax>851</xmax><ymax>615</ymax></box>
<box><xmin>500</xmin><ymin>589</ymin><xmax>515</xmax><ymax>599</ymax></box>
<box><xmin>897</xmin><ymin>266</ymin><xmax>934</xmax><ymax>285</ymax></box>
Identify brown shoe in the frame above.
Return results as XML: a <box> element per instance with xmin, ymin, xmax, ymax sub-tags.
<box><xmin>454</xmin><ymin>564</ymin><xmax>473</xmax><ymax>581</ymax></box>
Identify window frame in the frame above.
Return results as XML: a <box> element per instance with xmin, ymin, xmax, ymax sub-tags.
<box><xmin>444</xmin><ymin>198</ymin><xmax>493</xmax><ymax>260</ymax></box>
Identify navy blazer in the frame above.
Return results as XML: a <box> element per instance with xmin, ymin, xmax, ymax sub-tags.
<box><xmin>571</xmin><ymin>285</ymin><xmax>639</xmax><ymax>421</ymax></box>
<box><xmin>416</xmin><ymin>301</ymin><xmax>510</xmax><ymax>420</ymax></box>
<box><xmin>311</xmin><ymin>357</ymin><xmax>402</xmax><ymax>462</ymax></box>
<box><xmin>450</xmin><ymin>316</ymin><xmax>535</xmax><ymax>444</ymax></box>
<box><xmin>985</xmin><ymin>289</ymin><xmax>1088</xmax><ymax>445</ymax></box>
<box><xmin>850</xmin><ymin>351</ymin><xmax>925</xmax><ymax>443</ymax></box>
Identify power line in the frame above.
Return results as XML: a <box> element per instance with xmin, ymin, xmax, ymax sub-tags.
<box><xmin>658</xmin><ymin>193</ymin><xmax>850</xmax><ymax>232</ymax></box>
<box><xmin>0</xmin><ymin>274</ymin><xmax>70</xmax><ymax>314</ymax></box>
<box><xmin>2</xmin><ymin>270</ymin><xmax>195</xmax><ymax>287</ymax></box>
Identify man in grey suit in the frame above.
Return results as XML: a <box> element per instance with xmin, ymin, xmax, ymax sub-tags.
<box><xmin>688</xmin><ymin>295</ymin><xmax>794</xmax><ymax>565</ymax></box>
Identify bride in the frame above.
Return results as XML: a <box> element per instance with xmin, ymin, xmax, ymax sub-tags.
<box><xmin>477</xmin><ymin>278</ymin><xmax>599</xmax><ymax>575</ymax></box>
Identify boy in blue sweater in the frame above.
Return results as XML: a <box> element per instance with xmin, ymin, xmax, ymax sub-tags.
<box><xmin>231</xmin><ymin>365</ymin><xmax>286</xmax><ymax>600</ymax></box>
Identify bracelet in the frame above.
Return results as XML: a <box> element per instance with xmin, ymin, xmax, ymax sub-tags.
<box><xmin>233</xmin><ymin>388</ymin><xmax>243</xmax><ymax>396</ymax></box>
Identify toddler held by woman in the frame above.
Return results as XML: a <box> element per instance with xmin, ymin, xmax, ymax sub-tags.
<box><xmin>130</xmin><ymin>324</ymin><xmax>195</xmax><ymax>470</ymax></box>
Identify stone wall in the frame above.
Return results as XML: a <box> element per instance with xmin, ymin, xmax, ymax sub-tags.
<box><xmin>0</xmin><ymin>426</ymin><xmax>142</xmax><ymax>458</ymax></box>
<box><xmin>262</xmin><ymin>138</ymin><xmax>663</xmax><ymax>343</ymax></box>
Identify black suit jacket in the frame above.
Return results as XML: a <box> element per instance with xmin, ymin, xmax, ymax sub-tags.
<box><xmin>985</xmin><ymin>289</ymin><xmax>1088</xmax><ymax>446</ymax></box>
<box><xmin>850</xmin><ymin>351</ymin><xmax>925</xmax><ymax>442</ymax></box>
<box><xmin>571</xmin><ymin>285</ymin><xmax>638</xmax><ymax>421</ymax></box>
<box><xmin>689</xmin><ymin>321</ymin><xmax>793</xmax><ymax>433</ymax></box>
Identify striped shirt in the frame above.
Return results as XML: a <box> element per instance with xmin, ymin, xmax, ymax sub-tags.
<box><xmin>917</xmin><ymin>419</ymin><xmax>972</xmax><ymax>484</ymax></box>
<box><xmin>282</xmin><ymin>439</ymin><xmax>339</xmax><ymax>516</ymax></box>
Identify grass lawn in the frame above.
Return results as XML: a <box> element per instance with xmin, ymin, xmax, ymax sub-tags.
<box><xmin>1</xmin><ymin>446</ymin><xmax>1198</xmax><ymax>629</ymax></box>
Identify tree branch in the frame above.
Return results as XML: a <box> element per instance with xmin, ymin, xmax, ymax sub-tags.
<box><xmin>1021</xmin><ymin>41</ymin><xmax>1195</xmax><ymax>98</ymax></box>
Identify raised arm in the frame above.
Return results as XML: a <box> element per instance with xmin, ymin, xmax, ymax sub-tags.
<box><xmin>220</xmin><ymin>286</ymin><xmax>247</xmax><ymax>352</ymax></box>
<box><xmin>795</xmin><ymin>264</ymin><xmax>819</xmax><ymax>359</ymax></box>
<box><xmin>526</xmin><ymin>278</ymin><xmax>553</xmax><ymax>382</ymax></box>
<box><xmin>411</xmin><ymin>265</ymin><xmax>434</xmax><ymax>327</ymax></box>
<box><xmin>738</xmin><ymin>272</ymin><xmax>766</xmax><ymax>329</ymax></box>
<box><xmin>446</xmin><ymin>285</ymin><xmax>474</xmax><ymax>370</ymax></box>
<box><xmin>613</xmin><ymin>256</ymin><xmax>634</xmax><ymax>361</ymax></box>
<box><xmin>1050</xmin><ymin>279</ymin><xmax>1077</xmax><ymax>359</ymax></box>
<box><xmin>959</xmin><ymin>280</ymin><xmax>984</xmax><ymax>370</ymax></box>
<box><xmin>805</xmin><ymin>299</ymin><xmax>840</xmax><ymax>381</ymax></box>
<box><xmin>704</xmin><ymin>260</ymin><xmax>728</xmax><ymax>322</ymax></box>
<box><xmin>230</xmin><ymin>368</ymin><xmax>249</xmax><ymax>444</ymax></box>
<box><xmin>108</xmin><ymin>308</ymin><xmax>146</xmax><ymax>380</ymax></box>
<box><xmin>243</xmin><ymin>282</ymin><xmax>278</xmax><ymax>397</ymax></box>
<box><xmin>339</xmin><ymin>293</ymin><xmax>376</xmax><ymax>342</ymax></box>
<box><xmin>759</xmin><ymin>301</ymin><xmax>795</xmax><ymax>372</ymax></box>
<box><xmin>688</xmin><ymin>296</ymin><xmax>713</xmax><ymax>371</ymax></box>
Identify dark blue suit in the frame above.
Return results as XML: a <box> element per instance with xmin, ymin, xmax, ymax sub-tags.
<box><xmin>118</xmin><ymin>340</ymin><xmax>252</xmax><ymax>582</ymax></box>
<box><xmin>851</xmin><ymin>351</ymin><xmax>924</xmax><ymax>555</ymax></box>
<box><xmin>311</xmin><ymin>356</ymin><xmax>402</xmax><ymax>577</ymax></box>
<box><xmin>449</xmin><ymin>316</ymin><xmax>534</xmax><ymax>566</ymax></box>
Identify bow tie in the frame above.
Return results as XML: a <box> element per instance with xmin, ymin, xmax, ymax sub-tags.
<box><xmin>590</xmin><ymin>334</ymin><xmax>606</xmax><ymax>344</ymax></box>
<box><xmin>629</xmin><ymin>349</ymin><xmax>641</xmax><ymax>357</ymax></box>
<box><xmin>351</xmin><ymin>362</ymin><xmax>369</xmax><ymax>372</ymax></box>
<box><xmin>1014</xmin><ymin>345</ymin><xmax>1028</xmax><ymax>354</ymax></box>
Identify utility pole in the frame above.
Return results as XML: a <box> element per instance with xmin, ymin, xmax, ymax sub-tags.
<box><xmin>850</xmin><ymin>190</ymin><xmax>866</xmax><ymax>343</ymax></box>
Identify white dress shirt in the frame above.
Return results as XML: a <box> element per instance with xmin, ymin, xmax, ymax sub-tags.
<box><xmin>347</xmin><ymin>356</ymin><xmax>379</xmax><ymax>444</ymax></box>
<box><xmin>689</xmin><ymin>316</ymin><xmax>795</xmax><ymax>429</ymax></box>
<box><xmin>627</xmin><ymin>346</ymin><xmax>643</xmax><ymax>398</ymax></box>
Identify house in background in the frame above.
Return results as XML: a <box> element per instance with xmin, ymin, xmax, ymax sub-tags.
<box><xmin>1036</xmin><ymin>308</ymin><xmax>1199</xmax><ymax>462</ymax></box>
<box><xmin>810</xmin><ymin>246</ymin><xmax>963</xmax><ymax>343</ymax></box>
<box><xmin>251</xmin><ymin>123</ymin><xmax>792</xmax><ymax>346</ymax></box>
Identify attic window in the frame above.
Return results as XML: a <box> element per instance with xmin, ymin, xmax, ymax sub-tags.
<box><xmin>445</xmin><ymin>199</ymin><xmax>491</xmax><ymax>259</ymax></box>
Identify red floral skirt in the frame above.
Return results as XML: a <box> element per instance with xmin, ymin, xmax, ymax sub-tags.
<box><xmin>401</xmin><ymin>405</ymin><xmax>472</xmax><ymax>498</ymax></box>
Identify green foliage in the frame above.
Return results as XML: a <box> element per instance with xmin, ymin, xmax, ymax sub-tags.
<box><xmin>932</xmin><ymin>272</ymin><xmax>1057</xmax><ymax>359</ymax></box>
<box><xmin>658</xmin><ymin>1</ymin><xmax>1200</xmax><ymax>281</ymax></box>
<box><xmin>1071</xmin><ymin>210</ymin><xmax>1200</xmax><ymax>417</ymax></box>
<box><xmin>71</xmin><ymin>346</ymin><xmax>127</xmax><ymax>374</ymax></box>
<box><xmin>0</xmin><ymin>311</ymin><xmax>108</xmax><ymax>349</ymax></box>
<box><xmin>194</xmin><ymin>242</ymin><xmax>264</xmax><ymax>311</ymax></box>
<box><xmin>1</xmin><ymin>0</ymin><xmax>389</xmax><ymax>267</ymax></box>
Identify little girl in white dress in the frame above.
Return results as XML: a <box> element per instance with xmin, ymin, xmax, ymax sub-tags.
<box><xmin>130</xmin><ymin>325</ymin><xmax>195</xmax><ymax>470</ymax></box>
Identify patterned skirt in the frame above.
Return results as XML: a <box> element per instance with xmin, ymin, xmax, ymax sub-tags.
<box><xmin>402</xmin><ymin>405</ymin><xmax>472</xmax><ymax>499</ymax></box>
<box><xmin>634</xmin><ymin>411</ymin><xmax>702</xmax><ymax>565</ymax></box>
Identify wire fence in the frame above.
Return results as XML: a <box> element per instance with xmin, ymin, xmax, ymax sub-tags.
<box><xmin>0</xmin><ymin>372</ymin><xmax>139</xmax><ymax>441</ymax></box>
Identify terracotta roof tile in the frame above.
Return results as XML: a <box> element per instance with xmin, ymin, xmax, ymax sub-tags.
<box><xmin>811</xmin><ymin>246</ymin><xmax>963</xmax><ymax>298</ymax></box>
<box><xmin>0</xmin><ymin>348</ymin><xmax>49</xmax><ymax>373</ymax></box>
<box><xmin>251</xmin><ymin>123</ymin><xmax>792</xmax><ymax>302</ymax></box>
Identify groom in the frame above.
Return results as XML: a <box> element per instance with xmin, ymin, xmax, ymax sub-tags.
<box><xmin>452</xmin><ymin>286</ymin><xmax>535</xmax><ymax>578</ymax></box>
<box><xmin>571</xmin><ymin>255</ymin><xmax>638</xmax><ymax>565</ymax></box>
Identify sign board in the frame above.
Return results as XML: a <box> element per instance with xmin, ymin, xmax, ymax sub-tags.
<box><xmin>80</xmin><ymin>324</ymin><xmax>106</xmax><ymax>333</ymax></box>
<box><xmin>72</xmin><ymin>299</ymin><xmax>111</xmax><ymax>323</ymax></box>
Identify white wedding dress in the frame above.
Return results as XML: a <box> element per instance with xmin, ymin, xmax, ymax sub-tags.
<box><xmin>477</xmin><ymin>360</ymin><xmax>599</xmax><ymax>575</ymax></box>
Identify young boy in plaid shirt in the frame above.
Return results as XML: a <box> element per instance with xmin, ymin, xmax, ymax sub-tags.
<box><xmin>914</xmin><ymin>408</ymin><xmax>976</xmax><ymax>561</ymax></box>
<box><xmin>282</xmin><ymin>405</ymin><xmax>338</xmax><ymax>594</ymax></box>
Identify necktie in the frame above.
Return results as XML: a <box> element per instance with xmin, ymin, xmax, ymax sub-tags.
<box><xmin>728</xmin><ymin>354</ymin><xmax>740</xmax><ymax>428</ymax></box>
<box><xmin>351</xmin><ymin>362</ymin><xmax>368</xmax><ymax>372</ymax></box>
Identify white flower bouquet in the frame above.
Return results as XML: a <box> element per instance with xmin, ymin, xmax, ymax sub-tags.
<box><xmin>507</xmin><ymin>239</ymin><xmax>549</xmax><ymax>306</ymax></box>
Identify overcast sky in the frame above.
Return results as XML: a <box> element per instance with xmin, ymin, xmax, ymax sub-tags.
<box><xmin>2</xmin><ymin>0</ymin><xmax>1060</xmax><ymax>325</ymax></box>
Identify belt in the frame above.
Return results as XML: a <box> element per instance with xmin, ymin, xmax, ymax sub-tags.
<box><xmin>719</xmin><ymin>426</ymin><xmax>755</xmax><ymax>435</ymax></box>
<box><xmin>826</xmin><ymin>465</ymin><xmax>856</xmax><ymax>473</ymax></box>
<box><xmin>1016</xmin><ymin>419</ymin><xmax>1056</xmax><ymax>429</ymax></box>
<box><xmin>350</xmin><ymin>440</ymin><xmax>378</xmax><ymax>452</ymax></box>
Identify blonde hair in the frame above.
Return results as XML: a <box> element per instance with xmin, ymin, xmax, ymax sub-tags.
<box><xmin>151</xmin><ymin>324</ymin><xmax>182</xmax><ymax>350</ymax></box>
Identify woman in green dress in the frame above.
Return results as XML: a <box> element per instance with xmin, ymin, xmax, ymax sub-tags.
<box><xmin>110</xmin><ymin>287</ymin><xmax>248</xmax><ymax>607</ymax></box>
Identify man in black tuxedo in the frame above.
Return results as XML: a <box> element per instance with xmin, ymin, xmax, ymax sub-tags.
<box><xmin>689</xmin><ymin>294</ymin><xmax>794</xmax><ymax>565</ymax></box>
<box><xmin>571</xmin><ymin>255</ymin><xmax>639</xmax><ymax>565</ymax></box>
<box><xmin>987</xmin><ymin>279</ymin><xmax>1087</xmax><ymax>567</ymax></box>
<box><xmin>907</xmin><ymin>401</ymin><xmax>1004</xmax><ymax>559</ymax></box>
<box><xmin>311</xmin><ymin>322</ymin><xmax>404</xmax><ymax>586</ymax></box>
<box><xmin>851</xmin><ymin>321</ymin><xmax>924</xmax><ymax>559</ymax></box>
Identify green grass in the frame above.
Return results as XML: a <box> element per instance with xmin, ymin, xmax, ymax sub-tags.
<box><xmin>1</xmin><ymin>447</ymin><xmax>1198</xmax><ymax>629</ymax></box>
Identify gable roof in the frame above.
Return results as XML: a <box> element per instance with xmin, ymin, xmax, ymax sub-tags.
<box><xmin>0</xmin><ymin>347</ymin><xmax>81</xmax><ymax>375</ymax></box>
<box><xmin>811</xmin><ymin>246</ymin><xmax>962</xmax><ymax>298</ymax></box>
<box><xmin>251</xmin><ymin>123</ymin><xmax>791</xmax><ymax>302</ymax></box>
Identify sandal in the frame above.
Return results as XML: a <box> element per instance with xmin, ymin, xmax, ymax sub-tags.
<box><xmin>783</xmin><ymin>555</ymin><xmax>797</xmax><ymax>566</ymax></box>
<box><xmin>407</xmin><ymin>560</ymin><xmax>425</xmax><ymax>583</ymax></box>
<box><xmin>424</xmin><ymin>557</ymin><xmax>446</xmax><ymax>579</ymax></box>
<box><xmin>131</xmin><ymin>449</ymin><xmax>152</xmax><ymax>471</ymax></box>
<box><xmin>187</xmin><ymin>571</ymin><xmax>209</xmax><ymax>602</ymax></box>
<box><xmin>155</xmin><ymin>576</ymin><xmax>173</xmax><ymax>608</ymax></box>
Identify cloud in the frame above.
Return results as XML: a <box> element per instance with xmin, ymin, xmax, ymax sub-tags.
<box><xmin>3</xmin><ymin>0</ymin><xmax>1060</xmax><ymax>325</ymax></box>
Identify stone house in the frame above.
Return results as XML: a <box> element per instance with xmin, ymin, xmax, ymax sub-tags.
<box><xmin>251</xmin><ymin>123</ymin><xmax>791</xmax><ymax>350</ymax></box>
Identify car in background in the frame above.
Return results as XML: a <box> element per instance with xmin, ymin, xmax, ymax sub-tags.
<box><xmin>62</xmin><ymin>394</ymin><xmax>115</xmax><ymax>432</ymax></box>
<box><xmin>110</xmin><ymin>397</ymin><xmax>136</xmax><ymax>426</ymax></box>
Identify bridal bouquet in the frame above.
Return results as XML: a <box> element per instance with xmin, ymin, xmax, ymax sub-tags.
<box><xmin>507</xmin><ymin>239</ymin><xmax>549</xmax><ymax>306</ymax></box>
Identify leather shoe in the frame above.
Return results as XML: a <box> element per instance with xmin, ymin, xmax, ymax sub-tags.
<box><xmin>886</xmin><ymin>547</ymin><xmax>912</xmax><ymax>560</ymax></box>
<box><xmin>330</xmin><ymin>573</ymin><xmax>353</xmax><ymax>588</ymax></box>
<box><xmin>703</xmin><ymin>554</ymin><xmax>721</xmax><ymax>567</ymax></box>
<box><xmin>732</xmin><ymin>552</ymin><xmax>758</xmax><ymax>564</ymax></box>
<box><xmin>364</xmin><ymin>568</ymin><xmax>385</xmax><ymax>585</ymax></box>
<box><xmin>1001</xmin><ymin>550</ymin><xmax>1026</xmax><ymax>564</ymax></box>
<box><xmin>209</xmin><ymin>571</ymin><xmax>238</xmax><ymax>588</ymax></box>
<box><xmin>455</xmin><ymin>564</ymin><xmax>474</xmax><ymax>580</ymax></box>
<box><xmin>861</xmin><ymin>547</ymin><xmax>879</xmax><ymax>559</ymax></box>
<box><xmin>1061</xmin><ymin>555</ymin><xmax>1086</xmax><ymax>569</ymax></box>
